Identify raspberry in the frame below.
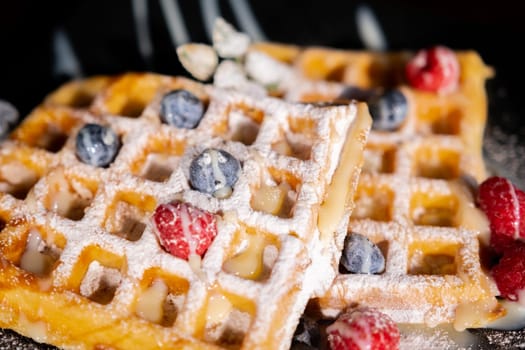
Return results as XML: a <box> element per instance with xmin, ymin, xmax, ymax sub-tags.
<box><xmin>490</xmin><ymin>232</ymin><xmax>517</xmax><ymax>256</ymax></box>
<box><xmin>405</xmin><ymin>45</ymin><xmax>460</xmax><ymax>94</ymax></box>
<box><xmin>326</xmin><ymin>307</ymin><xmax>400</xmax><ymax>350</ymax></box>
<box><xmin>491</xmin><ymin>241</ymin><xmax>525</xmax><ymax>301</ymax></box>
<box><xmin>152</xmin><ymin>201</ymin><xmax>217</xmax><ymax>260</ymax></box>
<box><xmin>478</xmin><ymin>176</ymin><xmax>525</xmax><ymax>240</ymax></box>
<box><xmin>518</xmin><ymin>188</ymin><xmax>525</xmax><ymax>237</ymax></box>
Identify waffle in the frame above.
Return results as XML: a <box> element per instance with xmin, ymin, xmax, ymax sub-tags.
<box><xmin>0</xmin><ymin>72</ymin><xmax>372</xmax><ymax>349</ymax></box>
<box><xmin>250</xmin><ymin>43</ymin><xmax>505</xmax><ymax>329</ymax></box>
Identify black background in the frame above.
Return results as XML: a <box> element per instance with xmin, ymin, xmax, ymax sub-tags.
<box><xmin>0</xmin><ymin>0</ymin><xmax>523</xmax><ymax>121</ymax></box>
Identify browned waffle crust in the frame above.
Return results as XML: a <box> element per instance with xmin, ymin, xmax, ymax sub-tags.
<box><xmin>0</xmin><ymin>72</ymin><xmax>371</xmax><ymax>349</ymax></box>
<box><xmin>250</xmin><ymin>43</ymin><xmax>503</xmax><ymax>329</ymax></box>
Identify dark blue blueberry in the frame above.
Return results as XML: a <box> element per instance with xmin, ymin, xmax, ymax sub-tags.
<box><xmin>75</xmin><ymin>123</ymin><xmax>121</xmax><ymax>167</ymax></box>
<box><xmin>160</xmin><ymin>89</ymin><xmax>204</xmax><ymax>129</ymax></box>
<box><xmin>292</xmin><ymin>315</ymin><xmax>320</xmax><ymax>349</ymax></box>
<box><xmin>337</xmin><ymin>86</ymin><xmax>377</xmax><ymax>102</ymax></box>
<box><xmin>368</xmin><ymin>89</ymin><xmax>408</xmax><ymax>131</ymax></box>
<box><xmin>340</xmin><ymin>233</ymin><xmax>385</xmax><ymax>274</ymax></box>
<box><xmin>0</xmin><ymin>99</ymin><xmax>19</xmax><ymax>140</ymax></box>
<box><xmin>189</xmin><ymin>148</ymin><xmax>241</xmax><ymax>198</ymax></box>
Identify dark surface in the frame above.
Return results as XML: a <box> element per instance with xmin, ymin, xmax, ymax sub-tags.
<box><xmin>0</xmin><ymin>329</ymin><xmax>57</xmax><ymax>350</ymax></box>
<box><xmin>0</xmin><ymin>0</ymin><xmax>524</xmax><ymax>349</ymax></box>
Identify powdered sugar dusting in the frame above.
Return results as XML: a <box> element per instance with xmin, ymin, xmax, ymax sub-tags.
<box><xmin>0</xmin><ymin>72</ymin><xmax>368</xmax><ymax>350</ymax></box>
<box><xmin>399</xmin><ymin>323</ymin><xmax>477</xmax><ymax>349</ymax></box>
<box><xmin>259</xmin><ymin>43</ymin><xmax>500</xmax><ymax>332</ymax></box>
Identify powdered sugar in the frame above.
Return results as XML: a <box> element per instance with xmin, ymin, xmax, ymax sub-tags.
<box><xmin>0</xmin><ymin>72</ymin><xmax>370</xmax><ymax>350</ymax></box>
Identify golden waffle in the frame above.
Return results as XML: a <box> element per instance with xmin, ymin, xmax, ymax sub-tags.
<box><xmin>251</xmin><ymin>42</ymin><xmax>492</xmax><ymax>182</ymax></box>
<box><xmin>0</xmin><ymin>72</ymin><xmax>371</xmax><ymax>349</ymax></box>
<box><xmin>250</xmin><ymin>43</ymin><xmax>504</xmax><ymax>329</ymax></box>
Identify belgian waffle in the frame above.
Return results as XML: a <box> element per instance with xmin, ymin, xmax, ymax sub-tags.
<box><xmin>250</xmin><ymin>43</ymin><xmax>505</xmax><ymax>329</ymax></box>
<box><xmin>0</xmin><ymin>72</ymin><xmax>372</xmax><ymax>349</ymax></box>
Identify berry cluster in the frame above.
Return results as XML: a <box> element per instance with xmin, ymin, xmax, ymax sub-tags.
<box><xmin>477</xmin><ymin>176</ymin><xmax>525</xmax><ymax>301</ymax></box>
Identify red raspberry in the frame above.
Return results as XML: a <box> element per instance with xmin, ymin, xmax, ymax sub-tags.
<box><xmin>518</xmin><ymin>188</ymin><xmax>525</xmax><ymax>237</ymax></box>
<box><xmin>478</xmin><ymin>176</ymin><xmax>525</xmax><ymax>240</ymax></box>
<box><xmin>326</xmin><ymin>306</ymin><xmax>400</xmax><ymax>350</ymax></box>
<box><xmin>491</xmin><ymin>240</ymin><xmax>525</xmax><ymax>301</ymax></box>
<box><xmin>490</xmin><ymin>232</ymin><xmax>517</xmax><ymax>256</ymax></box>
<box><xmin>152</xmin><ymin>201</ymin><xmax>217</xmax><ymax>260</ymax></box>
<box><xmin>405</xmin><ymin>45</ymin><xmax>460</xmax><ymax>94</ymax></box>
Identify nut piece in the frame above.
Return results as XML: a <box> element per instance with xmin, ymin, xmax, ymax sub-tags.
<box><xmin>0</xmin><ymin>99</ymin><xmax>19</xmax><ymax>139</ymax></box>
<box><xmin>177</xmin><ymin>43</ymin><xmax>218</xmax><ymax>81</ymax></box>
<box><xmin>245</xmin><ymin>50</ymin><xmax>293</xmax><ymax>89</ymax></box>
<box><xmin>213</xmin><ymin>60</ymin><xmax>267</xmax><ymax>97</ymax></box>
<box><xmin>212</xmin><ymin>17</ymin><xmax>250</xmax><ymax>59</ymax></box>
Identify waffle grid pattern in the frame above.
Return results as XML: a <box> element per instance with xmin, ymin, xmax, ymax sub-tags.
<box><xmin>0</xmin><ymin>73</ymin><xmax>370</xmax><ymax>349</ymax></box>
<box><xmin>253</xmin><ymin>43</ymin><xmax>493</xmax><ymax>182</ymax></box>
<box><xmin>251</xmin><ymin>43</ymin><xmax>503</xmax><ymax>328</ymax></box>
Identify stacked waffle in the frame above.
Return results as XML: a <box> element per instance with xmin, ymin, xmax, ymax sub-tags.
<box><xmin>251</xmin><ymin>42</ymin><xmax>504</xmax><ymax>329</ymax></box>
<box><xmin>0</xmin><ymin>72</ymin><xmax>371</xmax><ymax>349</ymax></box>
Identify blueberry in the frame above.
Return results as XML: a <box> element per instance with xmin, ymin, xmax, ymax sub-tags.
<box><xmin>160</xmin><ymin>89</ymin><xmax>204</xmax><ymax>129</ymax></box>
<box><xmin>0</xmin><ymin>99</ymin><xmax>19</xmax><ymax>140</ymax></box>
<box><xmin>340</xmin><ymin>233</ymin><xmax>385</xmax><ymax>274</ymax></box>
<box><xmin>292</xmin><ymin>315</ymin><xmax>320</xmax><ymax>349</ymax></box>
<box><xmin>75</xmin><ymin>123</ymin><xmax>121</xmax><ymax>167</ymax></box>
<box><xmin>368</xmin><ymin>89</ymin><xmax>408</xmax><ymax>131</ymax></box>
<box><xmin>336</xmin><ymin>86</ymin><xmax>377</xmax><ymax>102</ymax></box>
<box><xmin>189</xmin><ymin>148</ymin><xmax>241</xmax><ymax>198</ymax></box>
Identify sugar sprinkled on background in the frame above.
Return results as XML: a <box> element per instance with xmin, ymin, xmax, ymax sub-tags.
<box><xmin>483</xmin><ymin>125</ymin><xmax>525</xmax><ymax>190</ymax></box>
